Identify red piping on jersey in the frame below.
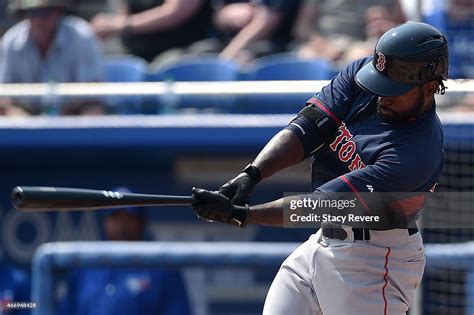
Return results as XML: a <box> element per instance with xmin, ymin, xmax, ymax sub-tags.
<box><xmin>382</xmin><ymin>247</ymin><xmax>392</xmax><ymax>315</ymax></box>
<box><xmin>339</xmin><ymin>175</ymin><xmax>371</xmax><ymax>213</ymax></box>
<box><xmin>308</xmin><ymin>97</ymin><xmax>342</xmax><ymax>125</ymax></box>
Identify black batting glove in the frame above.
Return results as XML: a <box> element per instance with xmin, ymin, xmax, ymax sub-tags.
<box><xmin>191</xmin><ymin>187</ymin><xmax>249</xmax><ymax>227</ymax></box>
<box><xmin>218</xmin><ymin>164</ymin><xmax>261</xmax><ymax>206</ymax></box>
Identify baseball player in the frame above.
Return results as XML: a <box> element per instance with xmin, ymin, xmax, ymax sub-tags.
<box><xmin>191</xmin><ymin>22</ymin><xmax>448</xmax><ymax>314</ymax></box>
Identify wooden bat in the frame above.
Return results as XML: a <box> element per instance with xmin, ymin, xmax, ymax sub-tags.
<box><xmin>11</xmin><ymin>186</ymin><xmax>196</xmax><ymax>211</ymax></box>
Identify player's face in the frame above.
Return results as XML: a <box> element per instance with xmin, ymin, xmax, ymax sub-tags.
<box><xmin>377</xmin><ymin>86</ymin><xmax>425</xmax><ymax>123</ymax></box>
<box><xmin>103</xmin><ymin>210</ymin><xmax>145</xmax><ymax>241</ymax></box>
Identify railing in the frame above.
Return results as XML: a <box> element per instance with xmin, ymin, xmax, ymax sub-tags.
<box><xmin>31</xmin><ymin>241</ymin><xmax>474</xmax><ymax>315</ymax></box>
<box><xmin>0</xmin><ymin>80</ymin><xmax>472</xmax><ymax>98</ymax></box>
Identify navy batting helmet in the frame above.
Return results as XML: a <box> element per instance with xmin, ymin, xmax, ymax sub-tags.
<box><xmin>356</xmin><ymin>22</ymin><xmax>448</xmax><ymax>97</ymax></box>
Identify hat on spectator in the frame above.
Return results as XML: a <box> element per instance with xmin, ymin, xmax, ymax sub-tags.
<box><xmin>9</xmin><ymin>0</ymin><xmax>71</xmax><ymax>12</ymax></box>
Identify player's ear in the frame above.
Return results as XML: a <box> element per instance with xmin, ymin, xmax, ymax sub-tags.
<box><xmin>423</xmin><ymin>80</ymin><xmax>439</xmax><ymax>96</ymax></box>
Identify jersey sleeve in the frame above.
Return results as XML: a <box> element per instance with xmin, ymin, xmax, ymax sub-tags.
<box><xmin>307</xmin><ymin>57</ymin><xmax>372</xmax><ymax>125</ymax></box>
<box><xmin>315</xmin><ymin>146</ymin><xmax>442</xmax><ymax>221</ymax></box>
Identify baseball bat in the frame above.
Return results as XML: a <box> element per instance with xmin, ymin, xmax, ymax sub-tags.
<box><xmin>11</xmin><ymin>186</ymin><xmax>197</xmax><ymax>211</ymax></box>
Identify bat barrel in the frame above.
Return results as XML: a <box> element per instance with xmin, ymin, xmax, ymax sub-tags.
<box><xmin>11</xmin><ymin>186</ymin><xmax>25</xmax><ymax>209</ymax></box>
<box><xmin>11</xmin><ymin>186</ymin><xmax>197</xmax><ymax>211</ymax></box>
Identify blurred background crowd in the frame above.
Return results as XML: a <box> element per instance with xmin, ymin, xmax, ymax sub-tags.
<box><xmin>0</xmin><ymin>0</ymin><xmax>472</xmax><ymax>116</ymax></box>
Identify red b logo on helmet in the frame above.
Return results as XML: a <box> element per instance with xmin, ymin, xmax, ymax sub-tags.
<box><xmin>376</xmin><ymin>52</ymin><xmax>386</xmax><ymax>71</ymax></box>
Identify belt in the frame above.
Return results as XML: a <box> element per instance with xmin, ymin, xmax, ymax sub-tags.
<box><xmin>321</xmin><ymin>226</ymin><xmax>419</xmax><ymax>241</ymax></box>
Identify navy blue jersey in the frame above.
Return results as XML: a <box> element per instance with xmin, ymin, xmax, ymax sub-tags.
<box><xmin>306</xmin><ymin>57</ymin><xmax>444</xmax><ymax>195</ymax></box>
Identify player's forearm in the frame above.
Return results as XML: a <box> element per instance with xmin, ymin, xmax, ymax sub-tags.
<box><xmin>247</xmin><ymin>197</ymin><xmax>286</xmax><ymax>227</ymax></box>
<box><xmin>252</xmin><ymin>130</ymin><xmax>304</xmax><ymax>180</ymax></box>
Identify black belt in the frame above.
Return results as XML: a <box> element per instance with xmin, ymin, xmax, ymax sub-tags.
<box><xmin>322</xmin><ymin>226</ymin><xmax>419</xmax><ymax>241</ymax></box>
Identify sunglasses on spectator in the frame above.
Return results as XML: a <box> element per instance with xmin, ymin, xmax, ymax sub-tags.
<box><xmin>22</xmin><ymin>7</ymin><xmax>56</xmax><ymax>18</ymax></box>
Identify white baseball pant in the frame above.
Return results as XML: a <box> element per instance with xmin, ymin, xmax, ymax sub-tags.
<box><xmin>263</xmin><ymin>227</ymin><xmax>425</xmax><ymax>315</ymax></box>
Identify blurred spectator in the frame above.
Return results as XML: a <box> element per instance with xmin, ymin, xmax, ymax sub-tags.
<box><xmin>292</xmin><ymin>0</ymin><xmax>405</xmax><ymax>66</ymax></box>
<box><xmin>188</xmin><ymin>0</ymin><xmax>301</xmax><ymax>65</ymax></box>
<box><xmin>0</xmin><ymin>265</ymin><xmax>31</xmax><ymax>315</ymax></box>
<box><xmin>340</xmin><ymin>6</ymin><xmax>397</xmax><ymax>65</ymax></box>
<box><xmin>58</xmin><ymin>188</ymin><xmax>191</xmax><ymax>315</ymax></box>
<box><xmin>68</xmin><ymin>0</ymin><xmax>108</xmax><ymax>21</ymax></box>
<box><xmin>423</xmin><ymin>0</ymin><xmax>474</xmax><ymax>79</ymax></box>
<box><xmin>447</xmin><ymin>93</ymin><xmax>474</xmax><ymax>112</ymax></box>
<box><xmin>59</xmin><ymin>100</ymin><xmax>108</xmax><ymax>116</ymax></box>
<box><xmin>0</xmin><ymin>0</ymin><xmax>18</xmax><ymax>35</ymax></box>
<box><xmin>0</xmin><ymin>0</ymin><xmax>104</xmax><ymax>115</ymax></box>
<box><xmin>0</xmin><ymin>101</ymin><xmax>30</xmax><ymax>116</ymax></box>
<box><xmin>91</xmin><ymin>0</ymin><xmax>213</xmax><ymax>63</ymax></box>
<box><xmin>0</xmin><ymin>0</ymin><xmax>7</xmax><ymax>31</ymax></box>
<box><xmin>399</xmin><ymin>0</ymin><xmax>420</xmax><ymax>21</ymax></box>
